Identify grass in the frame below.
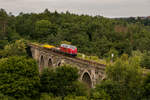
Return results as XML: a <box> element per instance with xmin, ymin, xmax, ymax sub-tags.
<box><xmin>77</xmin><ymin>53</ymin><xmax>106</xmax><ymax>65</ymax></box>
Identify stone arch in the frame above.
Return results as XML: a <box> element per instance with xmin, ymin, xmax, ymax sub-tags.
<box><xmin>58</xmin><ymin>62</ymin><xmax>61</xmax><ymax>66</ymax></box>
<box><xmin>101</xmin><ymin>75</ymin><xmax>106</xmax><ymax>80</ymax></box>
<box><xmin>98</xmin><ymin>72</ymin><xmax>106</xmax><ymax>81</ymax></box>
<box><xmin>57</xmin><ymin>61</ymin><xmax>61</xmax><ymax>66</ymax></box>
<box><xmin>48</xmin><ymin>58</ymin><xmax>53</xmax><ymax>67</ymax></box>
<box><xmin>39</xmin><ymin>55</ymin><xmax>45</xmax><ymax>71</ymax></box>
<box><xmin>81</xmin><ymin>70</ymin><xmax>92</xmax><ymax>88</ymax></box>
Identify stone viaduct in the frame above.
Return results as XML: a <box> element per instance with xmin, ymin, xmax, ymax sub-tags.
<box><xmin>29</xmin><ymin>44</ymin><xmax>106</xmax><ymax>88</ymax></box>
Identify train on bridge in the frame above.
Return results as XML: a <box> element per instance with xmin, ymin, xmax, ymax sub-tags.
<box><xmin>29</xmin><ymin>43</ymin><xmax>106</xmax><ymax>88</ymax></box>
<box><xmin>42</xmin><ymin>44</ymin><xmax>78</xmax><ymax>56</ymax></box>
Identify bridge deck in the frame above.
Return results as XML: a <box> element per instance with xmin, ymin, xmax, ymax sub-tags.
<box><xmin>29</xmin><ymin>43</ymin><xmax>106</xmax><ymax>70</ymax></box>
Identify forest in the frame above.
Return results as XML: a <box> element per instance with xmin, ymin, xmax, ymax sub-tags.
<box><xmin>0</xmin><ymin>8</ymin><xmax>150</xmax><ymax>100</ymax></box>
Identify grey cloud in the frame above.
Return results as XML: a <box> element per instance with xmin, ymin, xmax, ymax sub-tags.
<box><xmin>0</xmin><ymin>0</ymin><xmax>149</xmax><ymax>17</ymax></box>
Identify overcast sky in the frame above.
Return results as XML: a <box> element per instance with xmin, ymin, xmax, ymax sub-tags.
<box><xmin>0</xmin><ymin>0</ymin><xmax>150</xmax><ymax>18</ymax></box>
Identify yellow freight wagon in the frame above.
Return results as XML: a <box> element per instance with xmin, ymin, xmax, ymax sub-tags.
<box><xmin>42</xmin><ymin>44</ymin><xmax>55</xmax><ymax>49</ymax></box>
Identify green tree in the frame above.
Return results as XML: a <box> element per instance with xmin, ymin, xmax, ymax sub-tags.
<box><xmin>71</xmin><ymin>81</ymin><xmax>89</xmax><ymax>97</ymax></box>
<box><xmin>142</xmin><ymin>73</ymin><xmax>150</xmax><ymax>99</ymax></box>
<box><xmin>34</xmin><ymin>20</ymin><xmax>58</xmax><ymax>41</ymax></box>
<box><xmin>40</xmin><ymin>65</ymin><xmax>88</xmax><ymax>98</ymax></box>
<box><xmin>92</xmin><ymin>80</ymin><xmax>123</xmax><ymax>100</ymax></box>
<box><xmin>90</xmin><ymin>81</ymin><xmax>112</xmax><ymax>100</ymax></box>
<box><xmin>40</xmin><ymin>93</ymin><xmax>61</xmax><ymax>100</ymax></box>
<box><xmin>0</xmin><ymin>56</ymin><xmax>40</xmax><ymax>98</ymax></box>
<box><xmin>105</xmin><ymin>48</ymin><xmax>119</xmax><ymax>62</ymax></box>
<box><xmin>0</xmin><ymin>39</ymin><xmax>27</xmax><ymax>57</ymax></box>
<box><xmin>0</xmin><ymin>8</ymin><xmax>8</xmax><ymax>35</ymax></box>
<box><xmin>0</xmin><ymin>40</ymin><xmax>8</xmax><ymax>50</ymax></box>
<box><xmin>0</xmin><ymin>93</ymin><xmax>16</xmax><ymax>100</ymax></box>
<box><xmin>141</xmin><ymin>51</ymin><xmax>150</xmax><ymax>69</ymax></box>
<box><xmin>94</xmin><ymin>55</ymin><xmax>143</xmax><ymax>100</ymax></box>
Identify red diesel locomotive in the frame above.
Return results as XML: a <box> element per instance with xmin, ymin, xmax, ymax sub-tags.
<box><xmin>42</xmin><ymin>44</ymin><xmax>77</xmax><ymax>56</ymax></box>
<box><xmin>60</xmin><ymin>44</ymin><xmax>77</xmax><ymax>56</ymax></box>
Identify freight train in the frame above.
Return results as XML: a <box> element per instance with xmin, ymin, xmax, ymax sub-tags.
<box><xmin>42</xmin><ymin>44</ymin><xmax>77</xmax><ymax>56</ymax></box>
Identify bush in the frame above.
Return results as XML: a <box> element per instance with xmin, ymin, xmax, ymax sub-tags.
<box><xmin>0</xmin><ymin>56</ymin><xmax>40</xmax><ymax>98</ymax></box>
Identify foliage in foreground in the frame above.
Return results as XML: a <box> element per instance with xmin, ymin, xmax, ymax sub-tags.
<box><xmin>1</xmin><ymin>55</ymin><xmax>150</xmax><ymax>99</ymax></box>
<box><xmin>0</xmin><ymin>56</ymin><xmax>40</xmax><ymax>99</ymax></box>
<box><xmin>0</xmin><ymin>93</ymin><xmax>16</xmax><ymax>100</ymax></box>
<box><xmin>93</xmin><ymin>54</ymin><xmax>143</xmax><ymax>100</ymax></box>
<box><xmin>40</xmin><ymin>93</ymin><xmax>61</xmax><ymax>100</ymax></box>
<box><xmin>143</xmin><ymin>73</ymin><xmax>150</xmax><ymax>99</ymax></box>
<box><xmin>40</xmin><ymin>65</ymin><xmax>89</xmax><ymax>98</ymax></box>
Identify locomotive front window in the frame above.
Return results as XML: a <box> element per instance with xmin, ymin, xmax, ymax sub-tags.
<box><xmin>61</xmin><ymin>44</ymin><xmax>76</xmax><ymax>49</ymax></box>
<box><xmin>71</xmin><ymin>46</ymin><xmax>76</xmax><ymax>50</ymax></box>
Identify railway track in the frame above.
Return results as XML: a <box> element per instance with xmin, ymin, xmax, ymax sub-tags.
<box><xmin>29</xmin><ymin>43</ymin><xmax>106</xmax><ymax>69</ymax></box>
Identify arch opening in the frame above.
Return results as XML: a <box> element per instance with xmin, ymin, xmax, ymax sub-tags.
<box><xmin>40</xmin><ymin>55</ymin><xmax>44</xmax><ymax>71</ymax></box>
<box><xmin>48</xmin><ymin>58</ymin><xmax>53</xmax><ymax>67</ymax></box>
<box><xmin>82</xmin><ymin>72</ymin><xmax>92</xmax><ymax>88</ymax></box>
<box><xmin>26</xmin><ymin>46</ymin><xmax>32</xmax><ymax>57</ymax></box>
<box><xmin>58</xmin><ymin>62</ymin><xmax>61</xmax><ymax>66</ymax></box>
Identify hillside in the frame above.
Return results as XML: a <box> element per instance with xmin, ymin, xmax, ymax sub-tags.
<box><xmin>0</xmin><ymin>8</ymin><xmax>150</xmax><ymax>59</ymax></box>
